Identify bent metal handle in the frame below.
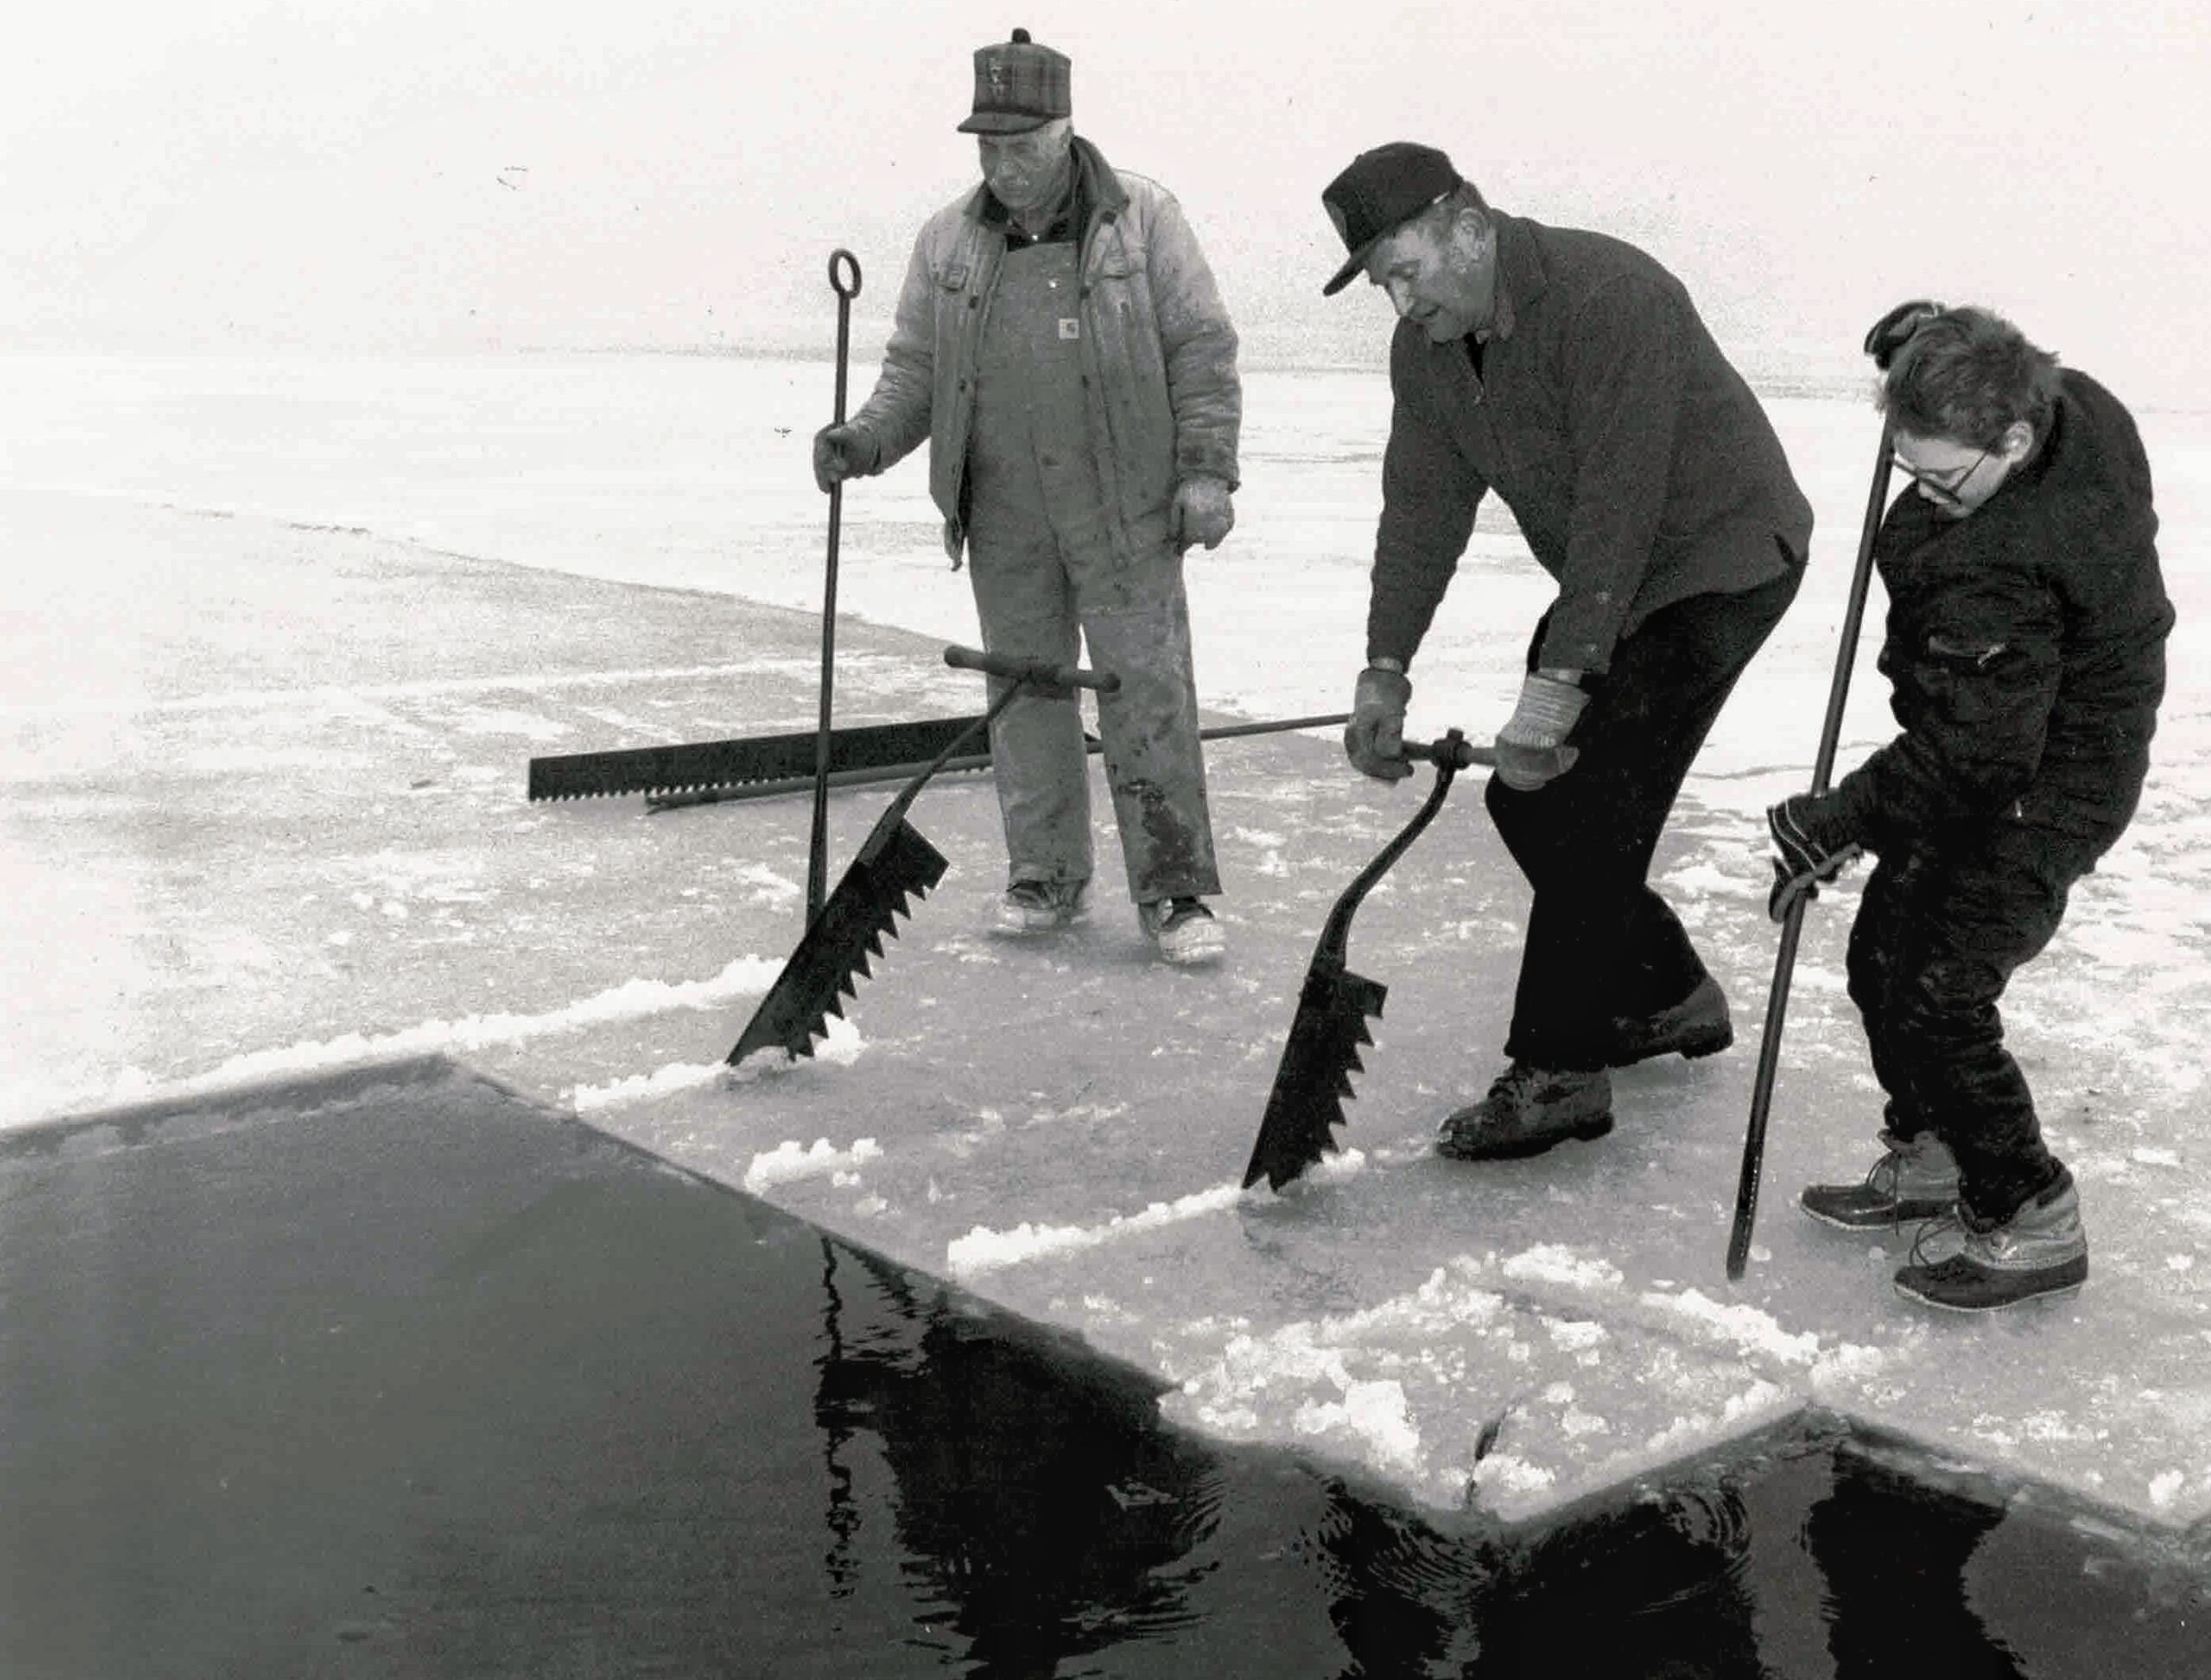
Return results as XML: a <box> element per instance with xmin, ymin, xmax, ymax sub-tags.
<box><xmin>943</xmin><ymin>644</ymin><xmax>1122</xmax><ymax>694</ymax></box>
<box><xmin>868</xmin><ymin>648</ymin><xmax>1112</xmax><ymax>836</ymax></box>
<box><xmin>1315</xmin><ymin>729</ymin><xmax>1486</xmax><ymax>966</ymax></box>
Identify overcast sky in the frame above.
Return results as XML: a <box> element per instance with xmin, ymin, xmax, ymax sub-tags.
<box><xmin>8</xmin><ymin>0</ymin><xmax>2209</xmax><ymax>406</ymax></box>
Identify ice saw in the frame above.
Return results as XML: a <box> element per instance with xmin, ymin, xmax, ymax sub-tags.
<box><xmin>1242</xmin><ymin>731</ymin><xmax>1492</xmax><ymax>1192</ymax></box>
<box><xmin>726</xmin><ymin>644</ymin><xmax>1118</xmax><ymax>1067</ymax></box>
<box><xmin>527</xmin><ymin>713</ymin><xmax>1353</xmax><ymax>806</ymax></box>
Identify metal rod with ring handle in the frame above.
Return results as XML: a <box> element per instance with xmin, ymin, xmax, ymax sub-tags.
<box><xmin>808</xmin><ymin>248</ymin><xmax>864</xmax><ymax>923</ymax></box>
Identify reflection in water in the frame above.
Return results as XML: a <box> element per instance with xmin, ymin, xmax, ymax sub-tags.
<box><xmin>1303</xmin><ymin>1472</ymin><xmax>1764</xmax><ymax>1677</ymax></box>
<box><xmin>814</xmin><ymin>1240</ymin><xmax>1226</xmax><ymax>1674</ymax></box>
<box><xmin>14</xmin><ymin>1074</ymin><xmax>2201</xmax><ymax>1677</ymax></box>
<box><xmin>1808</xmin><ymin>1444</ymin><xmax>2022</xmax><ymax>1679</ymax></box>
<box><xmin>800</xmin><ymin>1226</ymin><xmax>2211</xmax><ymax>1678</ymax></box>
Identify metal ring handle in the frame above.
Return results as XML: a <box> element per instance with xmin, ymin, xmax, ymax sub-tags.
<box><xmin>828</xmin><ymin>249</ymin><xmax>862</xmax><ymax>301</ymax></box>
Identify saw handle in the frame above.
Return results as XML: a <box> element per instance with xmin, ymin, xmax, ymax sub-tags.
<box><xmin>1402</xmin><ymin>735</ymin><xmax>1497</xmax><ymax>771</ymax></box>
<box><xmin>1312</xmin><ymin>727</ymin><xmax>1479</xmax><ymax>969</ymax></box>
<box><xmin>944</xmin><ymin>644</ymin><xmax>1121</xmax><ymax>694</ymax></box>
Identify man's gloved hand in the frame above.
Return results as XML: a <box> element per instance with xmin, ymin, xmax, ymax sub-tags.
<box><xmin>1493</xmin><ymin>672</ymin><xmax>1587</xmax><ymax>791</ymax></box>
<box><xmin>812</xmin><ymin>422</ymin><xmax>879</xmax><ymax>493</ymax></box>
<box><xmin>1169</xmin><ymin>476</ymin><xmax>1235</xmax><ymax>553</ymax></box>
<box><xmin>1765</xmin><ymin>791</ymin><xmax>1863</xmax><ymax>922</ymax></box>
<box><xmin>1343</xmin><ymin>665</ymin><xmax>1414</xmax><ymax>782</ymax></box>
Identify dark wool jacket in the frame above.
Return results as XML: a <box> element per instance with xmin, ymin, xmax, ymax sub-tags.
<box><xmin>1829</xmin><ymin>369</ymin><xmax>2174</xmax><ymax>852</ymax></box>
<box><xmin>1366</xmin><ymin>212</ymin><xmax>1813</xmax><ymax>675</ymax></box>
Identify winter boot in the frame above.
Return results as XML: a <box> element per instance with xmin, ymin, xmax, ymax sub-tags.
<box><xmin>1892</xmin><ymin>1170</ymin><xmax>2087</xmax><ymax>1312</ymax></box>
<box><xmin>993</xmin><ymin>878</ymin><xmax>1091</xmax><ymax>935</ymax></box>
<box><xmin>1436</xmin><ymin>1062</ymin><xmax>1613</xmax><ymax>1161</ymax></box>
<box><xmin>1606</xmin><ymin>974</ymin><xmax>1734</xmax><ymax>1066</ymax></box>
<box><xmin>1138</xmin><ymin>897</ymin><xmax>1225</xmax><ymax>965</ymax></box>
<box><xmin>1799</xmin><ymin>1129</ymin><xmax>1961</xmax><ymax>1229</ymax></box>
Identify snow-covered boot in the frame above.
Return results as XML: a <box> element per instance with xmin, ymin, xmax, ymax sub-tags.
<box><xmin>1799</xmin><ymin>1129</ymin><xmax>1960</xmax><ymax>1229</ymax></box>
<box><xmin>1138</xmin><ymin>897</ymin><xmax>1225</xmax><ymax>965</ymax></box>
<box><xmin>1892</xmin><ymin>1170</ymin><xmax>2087</xmax><ymax>1312</ymax></box>
<box><xmin>1435</xmin><ymin>1062</ymin><xmax>1612</xmax><ymax>1161</ymax></box>
<box><xmin>993</xmin><ymin>878</ymin><xmax>1090</xmax><ymax>935</ymax></box>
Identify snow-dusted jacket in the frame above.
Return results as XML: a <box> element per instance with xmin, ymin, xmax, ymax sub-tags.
<box><xmin>1828</xmin><ymin>370</ymin><xmax>2174</xmax><ymax>852</ymax></box>
<box><xmin>1367</xmin><ymin>212</ymin><xmax>1812</xmax><ymax>676</ymax></box>
<box><xmin>848</xmin><ymin>136</ymin><xmax>1240</xmax><ymax>567</ymax></box>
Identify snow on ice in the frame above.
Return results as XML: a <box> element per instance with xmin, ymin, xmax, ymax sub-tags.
<box><xmin>743</xmin><ymin>1135</ymin><xmax>884</xmax><ymax>1195</ymax></box>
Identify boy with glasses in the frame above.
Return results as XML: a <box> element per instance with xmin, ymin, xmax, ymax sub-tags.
<box><xmin>1766</xmin><ymin>303</ymin><xmax>2175</xmax><ymax>1310</ymax></box>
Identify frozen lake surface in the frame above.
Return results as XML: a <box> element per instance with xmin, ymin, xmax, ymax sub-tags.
<box><xmin>3</xmin><ymin>352</ymin><xmax>2210</xmax><ymax>1670</ymax></box>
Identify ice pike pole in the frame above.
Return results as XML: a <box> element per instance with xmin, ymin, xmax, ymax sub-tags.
<box><xmin>1724</xmin><ymin>299</ymin><xmax>1937</xmax><ymax>1279</ymax></box>
<box><xmin>1243</xmin><ymin>731</ymin><xmax>1494</xmax><ymax>1192</ymax></box>
<box><xmin>806</xmin><ymin>247</ymin><xmax>864</xmax><ymax>922</ymax></box>
<box><xmin>728</xmin><ymin>644</ymin><xmax>1118</xmax><ymax>1067</ymax></box>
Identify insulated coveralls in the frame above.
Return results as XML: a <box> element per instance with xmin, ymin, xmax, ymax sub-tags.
<box><xmin>846</xmin><ymin>136</ymin><xmax>1240</xmax><ymax>906</ymax></box>
<box><xmin>966</xmin><ymin>238</ymin><xmax>1217</xmax><ymax>901</ymax></box>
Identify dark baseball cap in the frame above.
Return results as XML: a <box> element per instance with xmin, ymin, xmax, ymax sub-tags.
<box><xmin>1321</xmin><ymin>142</ymin><xmax>1464</xmax><ymax>296</ymax></box>
<box><xmin>957</xmin><ymin>28</ymin><xmax>1072</xmax><ymax>135</ymax></box>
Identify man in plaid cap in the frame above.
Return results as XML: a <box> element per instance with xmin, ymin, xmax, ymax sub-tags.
<box><xmin>814</xmin><ymin>29</ymin><xmax>1242</xmax><ymax>966</ymax></box>
<box><xmin>1323</xmin><ymin>143</ymin><xmax>1814</xmax><ymax>1160</ymax></box>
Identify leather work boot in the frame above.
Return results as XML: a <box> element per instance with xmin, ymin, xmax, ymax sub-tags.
<box><xmin>1435</xmin><ymin>1062</ymin><xmax>1613</xmax><ymax>1161</ymax></box>
<box><xmin>1892</xmin><ymin>1171</ymin><xmax>2088</xmax><ymax>1312</ymax></box>
<box><xmin>1606</xmin><ymin>974</ymin><xmax>1734</xmax><ymax>1066</ymax></box>
<box><xmin>1799</xmin><ymin>1129</ymin><xmax>1961</xmax><ymax>1229</ymax></box>
<box><xmin>1138</xmin><ymin>897</ymin><xmax>1226</xmax><ymax>965</ymax></box>
<box><xmin>993</xmin><ymin>878</ymin><xmax>1091</xmax><ymax>935</ymax></box>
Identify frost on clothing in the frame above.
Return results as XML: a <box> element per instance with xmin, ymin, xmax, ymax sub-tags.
<box><xmin>1828</xmin><ymin>369</ymin><xmax>2175</xmax><ymax>853</ymax></box>
<box><xmin>846</xmin><ymin>135</ymin><xmax>1241</xmax><ymax>567</ymax></box>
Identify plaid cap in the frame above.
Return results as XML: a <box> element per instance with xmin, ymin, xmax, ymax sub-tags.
<box><xmin>957</xmin><ymin>28</ymin><xmax>1071</xmax><ymax>135</ymax></box>
<box><xmin>1321</xmin><ymin>142</ymin><xmax>1464</xmax><ymax>296</ymax></box>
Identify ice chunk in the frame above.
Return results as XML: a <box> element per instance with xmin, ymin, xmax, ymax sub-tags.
<box><xmin>743</xmin><ymin>1136</ymin><xmax>883</xmax><ymax>1194</ymax></box>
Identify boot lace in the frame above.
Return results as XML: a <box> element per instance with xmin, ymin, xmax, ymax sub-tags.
<box><xmin>1862</xmin><ymin>1146</ymin><xmax>1910</xmax><ymax>1233</ymax></box>
<box><xmin>1905</xmin><ymin>1204</ymin><xmax>1994</xmax><ymax>1270</ymax></box>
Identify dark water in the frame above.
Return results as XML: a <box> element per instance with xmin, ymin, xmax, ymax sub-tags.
<box><xmin>3</xmin><ymin>1066</ymin><xmax>2206</xmax><ymax>1679</ymax></box>
<box><xmin>762</xmin><ymin>1207</ymin><xmax>2211</xmax><ymax>1679</ymax></box>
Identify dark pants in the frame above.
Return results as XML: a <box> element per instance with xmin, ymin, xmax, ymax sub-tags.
<box><xmin>1847</xmin><ymin>823</ymin><xmax>2111</xmax><ymax>1221</ymax></box>
<box><xmin>1487</xmin><ymin>566</ymin><xmax>1800</xmax><ymax>1071</ymax></box>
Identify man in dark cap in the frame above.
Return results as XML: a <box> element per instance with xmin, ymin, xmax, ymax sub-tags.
<box><xmin>814</xmin><ymin>29</ymin><xmax>1242</xmax><ymax>965</ymax></box>
<box><xmin>1322</xmin><ymin>143</ymin><xmax>1813</xmax><ymax>1159</ymax></box>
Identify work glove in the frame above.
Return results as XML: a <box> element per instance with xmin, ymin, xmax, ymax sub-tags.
<box><xmin>1863</xmin><ymin>299</ymin><xmax>1946</xmax><ymax>371</ymax></box>
<box><xmin>1169</xmin><ymin>475</ymin><xmax>1235</xmax><ymax>553</ymax></box>
<box><xmin>1493</xmin><ymin>672</ymin><xmax>1587</xmax><ymax>792</ymax></box>
<box><xmin>811</xmin><ymin>422</ymin><xmax>880</xmax><ymax>493</ymax></box>
<box><xmin>1343</xmin><ymin>666</ymin><xmax>1414</xmax><ymax>782</ymax></box>
<box><xmin>1765</xmin><ymin>791</ymin><xmax>1863</xmax><ymax>922</ymax></box>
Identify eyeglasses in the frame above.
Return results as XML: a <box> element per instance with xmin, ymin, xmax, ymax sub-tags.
<box><xmin>1894</xmin><ymin>445</ymin><xmax>1989</xmax><ymax>502</ymax></box>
